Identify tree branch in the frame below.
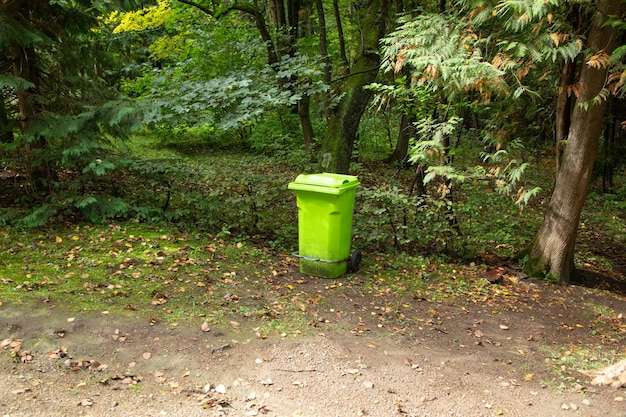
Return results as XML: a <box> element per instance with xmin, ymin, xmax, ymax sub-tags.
<box><xmin>175</xmin><ymin>0</ymin><xmax>278</xmax><ymax>66</ymax></box>
<box><xmin>331</xmin><ymin>65</ymin><xmax>381</xmax><ymax>84</ymax></box>
<box><xmin>175</xmin><ymin>0</ymin><xmax>215</xmax><ymax>16</ymax></box>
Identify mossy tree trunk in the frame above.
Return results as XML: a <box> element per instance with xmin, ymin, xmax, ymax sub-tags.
<box><xmin>321</xmin><ymin>53</ymin><xmax>381</xmax><ymax>173</ymax></box>
<box><xmin>523</xmin><ymin>0</ymin><xmax>621</xmax><ymax>284</ymax></box>
<box><xmin>320</xmin><ymin>0</ymin><xmax>389</xmax><ymax>173</ymax></box>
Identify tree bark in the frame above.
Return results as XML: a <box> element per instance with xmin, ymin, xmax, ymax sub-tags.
<box><xmin>332</xmin><ymin>0</ymin><xmax>349</xmax><ymax>73</ymax></box>
<box><xmin>10</xmin><ymin>1</ymin><xmax>51</xmax><ymax>191</ymax></box>
<box><xmin>320</xmin><ymin>0</ymin><xmax>389</xmax><ymax>173</ymax></box>
<box><xmin>321</xmin><ymin>53</ymin><xmax>380</xmax><ymax>173</ymax></box>
<box><xmin>286</xmin><ymin>0</ymin><xmax>300</xmax><ymax>45</ymax></box>
<box><xmin>315</xmin><ymin>0</ymin><xmax>332</xmax><ymax>85</ymax></box>
<box><xmin>0</xmin><ymin>95</ymin><xmax>14</xmax><ymax>143</ymax></box>
<box><xmin>385</xmin><ymin>113</ymin><xmax>415</xmax><ymax>165</ymax></box>
<box><xmin>385</xmin><ymin>70</ymin><xmax>417</xmax><ymax>164</ymax></box>
<box><xmin>601</xmin><ymin>99</ymin><xmax>615</xmax><ymax>193</ymax></box>
<box><xmin>555</xmin><ymin>59</ymin><xmax>576</xmax><ymax>171</ymax></box>
<box><xmin>523</xmin><ymin>0</ymin><xmax>621</xmax><ymax>284</ymax></box>
<box><xmin>298</xmin><ymin>94</ymin><xmax>314</xmax><ymax>151</ymax></box>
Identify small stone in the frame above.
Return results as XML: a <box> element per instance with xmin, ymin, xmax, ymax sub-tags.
<box><xmin>363</xmin><ymin>381</ymin><xmax>374</xmax><ymax>389</ymax></box>
<box><xmin>215</xmin><ymin>384</ymin><xmax>226</xmax><ymax>394</ymax></box>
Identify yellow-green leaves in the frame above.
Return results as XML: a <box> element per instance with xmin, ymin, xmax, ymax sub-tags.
<box><xmin>108</xmin><ymin>0</ymin><xmax>174</xmax><ymax>33</ymax></box>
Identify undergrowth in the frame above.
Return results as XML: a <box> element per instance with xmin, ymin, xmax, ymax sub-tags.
<box><xmin>0</xmin><ymin>129</ymin><xmax>624</xmax><ymax>271</ymax></box>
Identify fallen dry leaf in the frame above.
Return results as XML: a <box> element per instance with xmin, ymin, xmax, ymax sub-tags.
<box><xmin>578</xmin><ymin>359</ymin><xmax>626</xmax><ymax>388</ymax></box>
<box><xmin>77</xmin><ymin>398</ymin><xmax>93</xmax><ymax>407</ymax></box>
<box><xmin>10</xmin><ymin>388</ymin><xmax>30</xmax><ymax>395</ymax></box>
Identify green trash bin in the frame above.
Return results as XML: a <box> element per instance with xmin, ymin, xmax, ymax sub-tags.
<box><xmin>288</xmin><ymin>173</ymin><xmax>361</xmax><ymax>278</ymax></box>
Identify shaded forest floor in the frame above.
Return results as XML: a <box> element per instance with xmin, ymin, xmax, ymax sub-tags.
<box><xmin>0</xmin><ymin>146</ymin><xmax>624</xmax><ymax>416</ymax></box>
<box><xmin>1</xmin><ymin>235</ymin><xmax>625</xmax><ymax>417</ymax></box>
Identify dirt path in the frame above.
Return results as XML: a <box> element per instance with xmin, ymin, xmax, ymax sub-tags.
<box><xmin>1</xmin><ymin>274</ymin><xmax>625</xmax><ymax>417</ymax></box>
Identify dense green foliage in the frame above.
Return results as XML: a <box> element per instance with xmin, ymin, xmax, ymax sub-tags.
<box><xmin>0</xmin><ymin>0</ymin><xmax>624</xmax><ymax>283</ymax></box>
<box><xmin>3</xmin><ymin>129</ymin><xmax>624</xmax><ymax>270</ymax></box>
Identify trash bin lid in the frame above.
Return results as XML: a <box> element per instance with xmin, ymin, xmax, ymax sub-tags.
<box><xmin>288</xmin><ymin>173</ymin><xmax>360</xmax><ymax>195</ymax></box>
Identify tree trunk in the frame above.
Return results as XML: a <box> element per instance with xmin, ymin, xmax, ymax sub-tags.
<box><xmin>601</xmin><ymin>99</ymin><xmax>615</xmax><ymax>193</ymax></box>
<box><xmin>298</xmin><ymin>94</ymin><xmax>314</xmax><ymax>151</ymax></box>
<box><xmin>315</xmin><ymin>0</ymin><xmax>331</xmax><ymax>86</ymax></box>
<box><xmin>321</xmin><ymin>56</ymin><xmax>380</xmax><ymax>173</ymax></box>
<box><xmin>320</xmin><ymin>0</ymin><xmax>388</xmax><ymax>173</ymax></box>
<box><xmin>555</xmin><ymin>59</ymin><xmax>576</xmax><ymax>171</ymax></box>
<box><xmin>11</xmin><ymin>38</ymin><xmax>52</xmax><ymax>191</ymax></box>
<box><xmin>0</xmin><ymin>95</ymin><xmax>14</xmax><ymax>143</ymax></box>
<box><xmin>315</xmin><ymin>0</ymin><xmax>332</xmax><ymax>122</ymax></box>
<box><xmin>385</xmin><ymin>70</ymin><xmax>417</xmax><ymax>164</ymax></box>
<box><xmin>385</xmin><ymin>113</ymin><xmax>415</xmax><ymax>165</ymax></box>
<box><xmin>523</xmin><ymin>0</ymin><xmax>621</xmax><ymax>284</ymax></box>
<box><xmin>286</xmin><ymin>0</ymin><xmax>300</xmax><ymax>45</ymax></box>
<box><xmin>332</xmin><ymin>0</ymin><xmax>349</xmax><ymax>73</ymax></box>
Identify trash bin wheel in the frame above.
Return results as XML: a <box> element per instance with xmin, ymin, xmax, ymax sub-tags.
<box><xmin>348</xmin><ymin>250</ymin><xmax>362</xmax><ymax>272</ymax></box>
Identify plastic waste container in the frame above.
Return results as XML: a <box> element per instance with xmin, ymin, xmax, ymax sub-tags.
<box><xmin>288</xmin><ymin>173</ymin><xmax>361</xmax><ymax>278</ymax></box>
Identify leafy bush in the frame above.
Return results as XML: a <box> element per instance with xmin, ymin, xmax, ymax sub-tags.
<box><xmin>354</xmin><ymin>186</ymin><xmax>461</xmax><ymax>254</ymax></box>
<box><xmin>119</xmin><ymin>155</ymin><xmax>298</xmax><ymax>247</ymax></box>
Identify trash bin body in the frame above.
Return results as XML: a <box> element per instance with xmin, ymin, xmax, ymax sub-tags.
<box><xmin>288</xmin><ymin>173</ymin><xmax>359</xmax><ymax>278</ymax></box>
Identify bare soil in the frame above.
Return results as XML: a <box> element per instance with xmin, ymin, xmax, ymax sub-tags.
<box><xmin>1</xmin><ymin>265</ymin><xmax>625</xmax><ymax>417</ymax></box>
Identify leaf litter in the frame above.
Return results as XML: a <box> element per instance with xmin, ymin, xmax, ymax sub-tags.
<box><xmin>0</xmin><ymin>226</ymin><xmax>625</xmax><ymax>416</ymax></box>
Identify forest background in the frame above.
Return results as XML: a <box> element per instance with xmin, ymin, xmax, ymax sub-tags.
<box><xmin>0</xmin><ymin>0</ymin><xmax>625</xmax><ymax>286</ymax></box>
